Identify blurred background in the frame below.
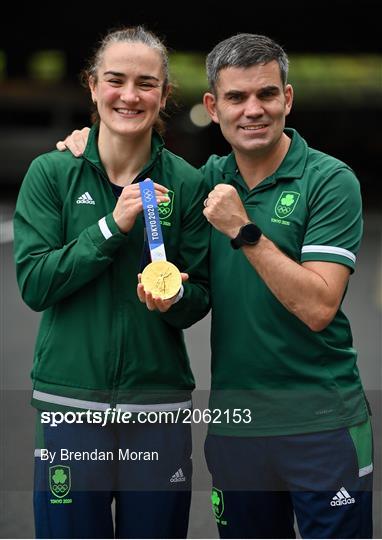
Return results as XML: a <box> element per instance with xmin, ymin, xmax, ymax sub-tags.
<box><xmin>0</xmin><ymin>0</ymin><xmax>381</xmax><ymax>202</ymax></box>
<box><xmin>1</xmin><ymin>1</ymin><xmax>381</xmax><ymax>537</ymax></box>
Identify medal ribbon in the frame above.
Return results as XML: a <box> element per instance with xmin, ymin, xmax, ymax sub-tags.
<box><xmin>139</xmin><ymin>178</ymin><xmax>166</xmax><ymax>262</ymax></box>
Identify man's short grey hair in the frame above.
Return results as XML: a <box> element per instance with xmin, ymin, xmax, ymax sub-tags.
<box><xmin>206</xmin><ymin>33</ymin><xmax>289</xmax><ymax>93</ymax></box>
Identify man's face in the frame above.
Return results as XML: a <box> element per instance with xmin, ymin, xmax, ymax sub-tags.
<box><xmin>204</xmin><ymin>61</ymin><xmax>293</xmax><ymax>158</ymax></box>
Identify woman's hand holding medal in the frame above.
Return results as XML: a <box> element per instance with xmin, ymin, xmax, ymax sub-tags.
<box><xmin>113</xmin><ymin>182</ymin><xmax>170</xmax><ymax>234</ymax></box>
<box><xmin>137</xmin><ymin>270</ymin><xmax>189</xmax><ymax>312</ymax></box>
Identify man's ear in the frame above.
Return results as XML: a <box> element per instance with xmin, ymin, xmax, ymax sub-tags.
<box><xmin>203</xmin><ymin>92</ymin><xmax>220</xmax><ymax>124</ymax></box>
<box><xmin>284</xmin><ymin>84</ymin><xmax>294</xmax><ymax>117</ymax></box>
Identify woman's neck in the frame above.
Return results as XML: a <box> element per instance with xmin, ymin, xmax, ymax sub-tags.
<box><xmin>97</xmin><ymin>125</ymin><xmax>152</xmax><ymax>186</ymax></box>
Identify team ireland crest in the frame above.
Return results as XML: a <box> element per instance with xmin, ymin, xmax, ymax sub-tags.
<box><xmin>211</xmin><ymin>487</ymin><xmax>224</xmax><ymax>519</ymax></box>
<box><xmin>274</xmin><ymin>191</ymin><xmax>300</xmax><ymax>219</ymax></box>
<box><xmin>49</xmin><ymin>465</ymin><xmax>71</xmax><ymax>498</ymax></box>
<box><xmin>158</xmin><ymin>189</ymin><xmax>174</xmax><ymax>219</ymax></box>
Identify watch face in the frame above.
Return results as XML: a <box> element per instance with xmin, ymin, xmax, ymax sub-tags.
<box><xmin>231</xmin><ymin>223</ymin><xmax>262</xmax><ymax>249</ymax></box>
<box><xmin>241</xmin><ymin>224</ymin><xmax>261</xmax><ymax>243</ymax></box>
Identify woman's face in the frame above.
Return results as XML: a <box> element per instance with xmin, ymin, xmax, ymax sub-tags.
<box><xmin>89</xmin><ymin>41</ymin><xmax>168</xmax><ymax>138</ymax></box>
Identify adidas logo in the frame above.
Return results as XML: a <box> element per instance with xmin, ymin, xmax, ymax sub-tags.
<box><xmin>76</xmin><ymin>192</ymin><xmax>95</xmax><ymax>205</ymax></box>
<box><xmin>170</xmin><ymin>468</ymin><xmax>186</xmax><ymax>483</ymax></box>
<box><xmin>330</xmin><ymin>487</ymin><xmax>355</xmax><ymax>506</ymax></box>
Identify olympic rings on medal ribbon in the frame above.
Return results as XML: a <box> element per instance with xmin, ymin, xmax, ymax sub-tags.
<box><xmin>143</xmin><ymin>188</ymin><xmax>153</xmax><ymax>202</ymax></box>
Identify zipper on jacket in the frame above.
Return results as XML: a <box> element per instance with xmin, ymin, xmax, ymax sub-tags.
<box><xmin>85</xmin><ymin>157</ymin><xmax>161</xmax><ymax>407</ymax></box>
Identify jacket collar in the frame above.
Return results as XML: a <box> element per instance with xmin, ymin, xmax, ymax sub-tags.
<box><xmin>221</xmin><ymin>128</ymin><xmax>309</xmax><ymax>183</ymax></box>
<box><xmin>83</xmin><ymin>123</ymin><xmax>165</xmax><ymax>179</ymax></box>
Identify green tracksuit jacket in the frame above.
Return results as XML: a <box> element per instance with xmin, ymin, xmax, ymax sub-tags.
<box><xmin>14</xmin><ymin>125</ymin><xmax>210</xmax><ymax>413</ymax></box>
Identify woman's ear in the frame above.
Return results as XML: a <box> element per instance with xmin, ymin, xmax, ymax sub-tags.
<box><xmin>89</xmin><ymin>76</ymin><xmax>97</xmax><ymax>105</ymax></box>
<box><xmin>160</xmin><ymin>82</ymin><xmax>172</xmax><ymax>109</ymax></box>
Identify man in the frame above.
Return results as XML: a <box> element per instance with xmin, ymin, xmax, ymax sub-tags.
<box><xmin>200</xmin><ymin>33</ymin><xmax>372</xmax><ymax>540</ymax></box>
<box><xmin>57</xmin><ymin>33</ymin><xmax>373</xmax><ymax>539</ymax></box>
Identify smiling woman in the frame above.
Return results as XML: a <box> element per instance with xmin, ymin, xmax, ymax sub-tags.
<box><xmin>83</xmin><ymin>27</ymin><xmax>170</xmax><ymax>140</ymax></box>
<box><xmin>13</xmin><ymin>25</ymin><xmax>210</xmax><ymax>539</ymax></box>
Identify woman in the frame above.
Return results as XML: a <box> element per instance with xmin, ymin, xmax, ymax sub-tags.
<box><xmin>14</xmin><ymin>26</ymin><xmax>209</xmax><ymax>539</ymax></box>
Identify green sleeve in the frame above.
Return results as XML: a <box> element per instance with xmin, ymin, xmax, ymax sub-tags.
<box><xmin>160</xmin><ymin>173</ymin><xmax>210</xmax><ymax>329</ymax></box>
<box><xmin>13</xmin><ymin>157</ymin><xmax>126</xmax><ymax>311</ymax></box>
<box><xmin>301</xmin><ymin>167</ymin><xmax>363</xmax><ymax>272</ymax></box>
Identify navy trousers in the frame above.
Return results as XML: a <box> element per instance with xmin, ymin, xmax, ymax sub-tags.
<box><xmin>34</xmin><ymin>413</ymin><xmax>192</xmax><ymax>538</ymax></box>
<box><xmin>205</xmin><ymin>420</ymin><xmax>373</xmax><ymax>539</ymax></box>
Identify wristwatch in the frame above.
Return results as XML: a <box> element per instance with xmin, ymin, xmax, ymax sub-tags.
<box><xmin>230</xmin><ymin>223</ymin><xmax>262</xmax><ymax>249</ymax></box>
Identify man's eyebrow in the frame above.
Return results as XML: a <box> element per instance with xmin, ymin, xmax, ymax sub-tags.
<box><xmin>224</xmin><ymin>85</ymin><xmax>281</xmax><ymax>95</ymax></box>
<box><xmin>258</xmin><ymin>85</ymin><xmax>280</xmax><ymax>92</ymax></box>
<box><xmin>224</xmin><ymin>89</ymin><xmax>245</xmax><ymax>96</ymax></box>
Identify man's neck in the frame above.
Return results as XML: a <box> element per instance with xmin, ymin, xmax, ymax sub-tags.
<box><xmin>235</xmin><ymin>133</ymin><xmax>291</xmax><ymax>190</ymax></box>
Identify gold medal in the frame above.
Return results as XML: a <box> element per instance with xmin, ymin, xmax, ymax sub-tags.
<box><xmin>141</xmin><ymin>261</ymin><xmax>182</xmax><ymax>300</ymax></box>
